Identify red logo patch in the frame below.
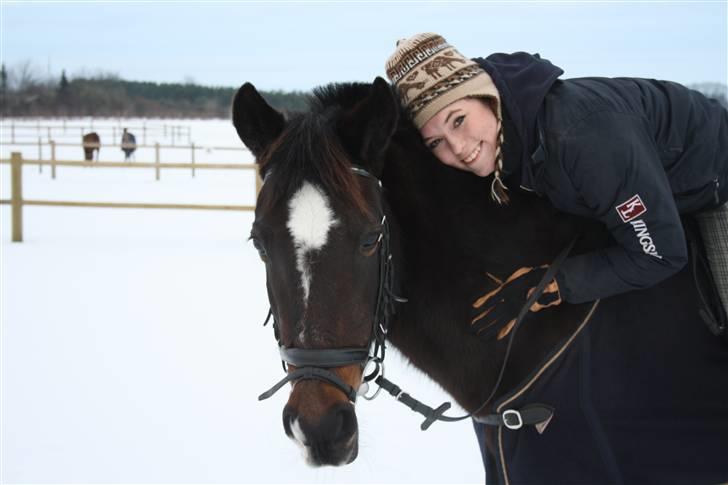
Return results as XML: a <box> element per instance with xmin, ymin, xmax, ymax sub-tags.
<box><xmin>616</xmin><ymin>194</ymin><xmax>647</xmax><ymax>223</ymax></box>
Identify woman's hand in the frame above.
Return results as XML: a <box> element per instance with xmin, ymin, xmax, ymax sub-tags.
<box><xmin>471</xmin><ymin>266</ymin><xmax>561</xmax><ymax>340</ymax></box>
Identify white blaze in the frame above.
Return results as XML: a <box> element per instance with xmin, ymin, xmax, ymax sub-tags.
<box><xmin>287</xmin><ymin>182</ymin><xmax>338</xmax><ymax>306</ymax></box>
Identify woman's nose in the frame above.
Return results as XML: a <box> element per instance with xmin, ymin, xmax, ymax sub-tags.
<box><xmin>446</xmin><ymin>134</ymin><xmax>464</xmax><ymax>158</ymax></box>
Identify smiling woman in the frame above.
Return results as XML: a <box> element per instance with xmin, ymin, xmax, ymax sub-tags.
<box><xmin>385</xmin><ymin>32</ymin><xmax>728</xmax><ymax>335</ymax></box>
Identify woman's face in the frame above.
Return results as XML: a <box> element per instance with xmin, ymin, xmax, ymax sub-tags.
<box><xmin>419</xmin><ymin>97</ymin><xmax>498</xmax><ymax>177</ymax></box>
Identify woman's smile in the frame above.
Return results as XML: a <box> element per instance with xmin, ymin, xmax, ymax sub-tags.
<box><xmin>462</xmin><ymin>142</ymin><xmax>481</xmax><ymax>164</ymax></box>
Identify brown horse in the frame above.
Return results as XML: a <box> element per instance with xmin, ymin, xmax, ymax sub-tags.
<box><xmin>82</xmin><ymin>132</ymin><xmax>100</xmax><ymax>161</ymax></box>
<box><xmin>233</xmin><ymin>79</ymin><xmax>728</xmax><ymax>483</ymax></box>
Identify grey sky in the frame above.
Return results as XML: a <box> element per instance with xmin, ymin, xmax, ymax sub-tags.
<box><xmin>1</xmin><ymin>1</ymin><xmax>726</xmax><ymax>91</ymax></box>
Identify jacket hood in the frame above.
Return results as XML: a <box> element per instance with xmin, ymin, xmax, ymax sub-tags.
<box><xmin>474</xmin><ymin>53</ymin><xmax>563</xmax><ymax>181</ymax></box>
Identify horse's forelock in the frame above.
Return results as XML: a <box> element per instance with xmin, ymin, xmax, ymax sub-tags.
<box><xmin>257</xmin><ymin>109</ymin><xmax>371</xmax><ymax>218</ymax></box>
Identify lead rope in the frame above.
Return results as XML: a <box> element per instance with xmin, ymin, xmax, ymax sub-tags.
<box><xmin>374</xmin><ymin>237</ymin><xmax>577</xmax><ymax>430</ymax></box>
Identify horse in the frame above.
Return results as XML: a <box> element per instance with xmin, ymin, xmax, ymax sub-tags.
<box><xmin>232</xmin><ymin>79</ymin><xmax>728</xmax><ymax>484</ymax></box>
<box><xmin>121</xmin><ymin>128</ymin><xmax>137</xmax><ymax>161</ymax></box>
<box><xmin>82</xmin><ymin>132</ymin><xmax>100</xmax><ymax>161</ymax></box>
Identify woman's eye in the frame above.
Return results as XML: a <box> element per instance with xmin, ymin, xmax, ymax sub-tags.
<box><xmin>453</xmin><ymin>115</ymin><xmax>465</xmax><ymax>128</ymax></box>
<box><xmin>427</xmin><ymin>139</ymin><xmax>441</xmax><ymax>150</ymax></box>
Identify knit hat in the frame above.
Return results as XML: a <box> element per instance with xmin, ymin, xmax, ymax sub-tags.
<box><xmin>385</xmin><ymin>33</ymin><xmax>509</xmax><ymax>204</ymax></box>
<box><xmin>385</xmin><ymin>32</ymin><xmax>501</xmax><ymax>129</ymax></box>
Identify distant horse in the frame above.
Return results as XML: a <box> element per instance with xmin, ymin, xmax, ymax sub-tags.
<box><xmin>121</xmin><ymin>128</ymin><xmax>137</xmax><ymax>161</ymax></box>
<box><xmin>82</xmin><ymin>132</ymin><xmax>100</xmax><ymax>161</ymax></box>
<box><xmin>232</xmin><ymin>79</ymin><xmax>728</xmax><ymax>484</ymax></box>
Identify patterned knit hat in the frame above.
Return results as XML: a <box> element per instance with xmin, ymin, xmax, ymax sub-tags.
<box><xmin>385</xmin><ymin>33</ymin><xmax>501</xmax><ymax>129</ymax></box>
<box><xmin>385</xmin><ymin>33</ymin><xmax>509</xmax><ymax>203</ymax></box>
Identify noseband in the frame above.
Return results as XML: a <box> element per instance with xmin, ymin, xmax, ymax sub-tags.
<box><xmin>258</xmin><ymin>166</ymin><xmax>404</xmax><ymax>404</ymax></box>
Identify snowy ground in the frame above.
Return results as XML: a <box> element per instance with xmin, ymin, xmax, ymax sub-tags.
<box><xmin>1</xmin><ymin>118</ymin><xmax>483</xmax><ymax>483</ymax></box>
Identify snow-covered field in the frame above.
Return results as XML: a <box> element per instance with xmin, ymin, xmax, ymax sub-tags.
<box><xmin>1</xmin><ymin>118</ymin><xmax>483</xmax><ymax>483</ymax></box>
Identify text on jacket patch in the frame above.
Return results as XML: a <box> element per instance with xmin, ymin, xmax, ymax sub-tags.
<box><xmin>616</xmin><ymin>194</ymin><xmax>647</xmax><ymax>222</ymax></box>
<box><xmin>629</xmin><ymin>219</ymin><xmax>663</xmax><ymax>259</ymax></box>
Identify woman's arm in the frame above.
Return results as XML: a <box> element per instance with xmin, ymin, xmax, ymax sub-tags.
<box><xmin>548</xmin><ymin>111</ymin><xmax>688</xmax><ymax>303</ymax></box>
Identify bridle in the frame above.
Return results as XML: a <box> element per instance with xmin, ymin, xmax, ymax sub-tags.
<box><xmin>258</xmin><ymin>166</ymin><xmax>404</xmax><ymax>404</ymax></box>
<box><xmin>257</xmin><ymin>165</ymin><xmax>574</xmax><ymax>431</ymax></box>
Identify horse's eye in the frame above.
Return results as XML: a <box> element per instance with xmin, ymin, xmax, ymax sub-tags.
<box><xmin>360</xmin><ymin>231</ymin><xmax>382</xmax><ymax>256</ymax></box>
<box><xmin>250</xmin><ymin>237</ymin><xmax>268</xmax><ymax>262</ymax></box>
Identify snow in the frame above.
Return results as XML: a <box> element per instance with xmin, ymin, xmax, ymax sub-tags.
<box><xmin>1</xmin><ymin>118</ymin><xmax>483</xmax><ymax>483</ymax></box>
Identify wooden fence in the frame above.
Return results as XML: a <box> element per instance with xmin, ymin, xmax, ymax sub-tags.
<box><xmin>5</xmin><ymin>121</ymin><xmax>192</xmax><ymax>145</ymax></box>
<box><xmin>4</xmin><ymin>139</ymin><xmax>246</xmax><ymax>179</ymax></box>
<box><xmin>0</xmin><ymin>152</ymin><xmax>260</xmax><ymax>242</ymax></box>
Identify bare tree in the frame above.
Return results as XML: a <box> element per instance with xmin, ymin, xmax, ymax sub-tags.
<box><xmin>12</xmin><ymin>60</ymin><xmax>42</xmax><ymax>91</ymax></box>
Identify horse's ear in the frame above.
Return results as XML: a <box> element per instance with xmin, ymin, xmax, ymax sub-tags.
<box><xmin>232</xmin><ymin>83</ymin><xmax>286</xmax><ymax>159</ymax></box>
<box><xmin>338</xmin><ymin>77</ymin><xmax>399</xmax><ymax>175</ymax></box>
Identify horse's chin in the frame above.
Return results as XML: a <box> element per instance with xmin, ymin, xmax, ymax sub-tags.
<box><xmin>296</xmin><ymin>431</ymin><xmax>359</xmax><ymax>467</ymax></box>
<box><xmin>284</xmin><ymin>401</ymin><xmax>360</xmax><ymax>467</ymax></box>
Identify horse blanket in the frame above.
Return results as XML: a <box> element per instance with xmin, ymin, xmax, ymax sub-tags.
<box><xmin>473</xmin><ymin>258</ymin><xmax>728</xmax><ymax>484</ymax></box>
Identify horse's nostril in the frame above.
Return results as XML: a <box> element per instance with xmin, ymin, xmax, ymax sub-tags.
<box><xmin>338</xmin><ymin>405</ymin><xmax>357</xmax><ymax>437</ymax></box>
<box><xmin>323</xmin><ymin>403</ymin><xmax>357</xmax><ymax>442</ymax></box>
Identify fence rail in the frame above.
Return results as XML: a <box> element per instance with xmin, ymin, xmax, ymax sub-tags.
<box><xmin>0</xmin><ymin>152</ymin><xmax>260</xmax><ymax>242</ymax></box>
<box><xmin>3</xmin><ymin>121</ymin><xmax>192</xmax><ymax>144</ymax></box>
<box><xmin>1</xmin><ymin>139</ymin><xmax>247</xmax><ymax>179</ymax></box>
<box><xmin>2</xmin><ymin>138</ymin><xmax>246</xmax><ymax>152</ymax></box>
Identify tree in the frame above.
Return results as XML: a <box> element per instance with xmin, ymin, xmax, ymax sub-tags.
<box><xmin>59</xmin><ymin>69</ymin><xmax>69</xmax><ymax>91</ymax></box>
<box><xmin>57</xmin><ymin>69</ymin><xmax>71</xmax><ymax>113</ymax></box>
<box><xmin>14</xmin><ymin>60</ymin><xmax>40</xmax><ymax>91</ymax></box>
<box><xmin>0</xmin><ymin>64</ymin><xmax>7</xmax><ymax>115</ymax></box>
<box><xmin>1</xmin><ymin>64</ymin><xmax>7</xmax><ymax>95</ymax></box>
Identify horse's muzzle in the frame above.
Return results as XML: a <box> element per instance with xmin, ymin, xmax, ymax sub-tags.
<box><xmin>283</xmin><ymin>402</ymin><xmax>359</xmax><ymax>466</ymax></box>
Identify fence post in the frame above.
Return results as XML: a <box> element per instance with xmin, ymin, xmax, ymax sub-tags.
<box><xmin>47</xmin><ymin>126</ymin><xmax>51</xmax><ymax>141</ymax></box>
<box><xmin>51</xmin><ymin>140</ymin><xmax>57</xmax><ymax>179</ymax></box>
<box><xmin>11</xmin><ymin>122</ymin><xmax>15</xmax><ymax>143</ymax></box>
<box><xmin>142</xmin><ymin>125</ymin><xmax>147</xmax><ymax>145</ymax></box>
<box><xmin>11</xmin><ymin>152</ymin><xmax>23</xmax><ymax>242</ymax></box>
<box><xmin>155</xmin><ymin>142</ymin><xmax>161</xmax><ymax>181</ymax></box>
<box><xmin>190</xmin><ymin>142</ymin><xmax>196</xmax><ymax>178</ymax></box>
<box><xmin>37</xmin><ymin>137</ymin><xmax>43</xmax><ymax>173</ymax></box>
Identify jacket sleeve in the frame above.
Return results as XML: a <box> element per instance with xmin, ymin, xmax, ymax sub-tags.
<box><xmin>550</xmin><ymin>112</ymin><xmax>688</xmax><ymax>303</ymax></box>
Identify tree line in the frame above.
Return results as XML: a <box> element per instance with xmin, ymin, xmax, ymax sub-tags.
<box><xmin>0</xmin><ymin>63</ymin><xmax>726</xmax><ymax>119</ymax></box>
<box><xmin>0</xmin><ymin>63</ymin><xmax>310</xmax><ymax>118</ymax></box>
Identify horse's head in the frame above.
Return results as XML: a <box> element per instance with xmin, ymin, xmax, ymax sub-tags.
<box><xmin>232</xmin><ymin>78</ymin><xmax>399</xmax><ymax>466</ymax></box>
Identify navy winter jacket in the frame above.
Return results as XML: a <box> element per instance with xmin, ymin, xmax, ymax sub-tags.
<box><xmin>476</xmin><ymin>54</ymin><xmax>728</xmax><ymax>304</ymax></box>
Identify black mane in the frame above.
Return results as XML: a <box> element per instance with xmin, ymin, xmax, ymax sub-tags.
<box><xmin>310</xmin><ymin>82</ymin><xmax>383</xmax><ymax>114</ymax></box>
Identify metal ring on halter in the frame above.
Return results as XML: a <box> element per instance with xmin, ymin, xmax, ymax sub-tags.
<box><xmin>362</xmin><ymin>358</ymin><xmax>381</xmax><ymax>382</ymax></box>
<box><xmin>362</xmin><ymin>362</ymin><xmax>385</xmax><ymax>401</ymax></box>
